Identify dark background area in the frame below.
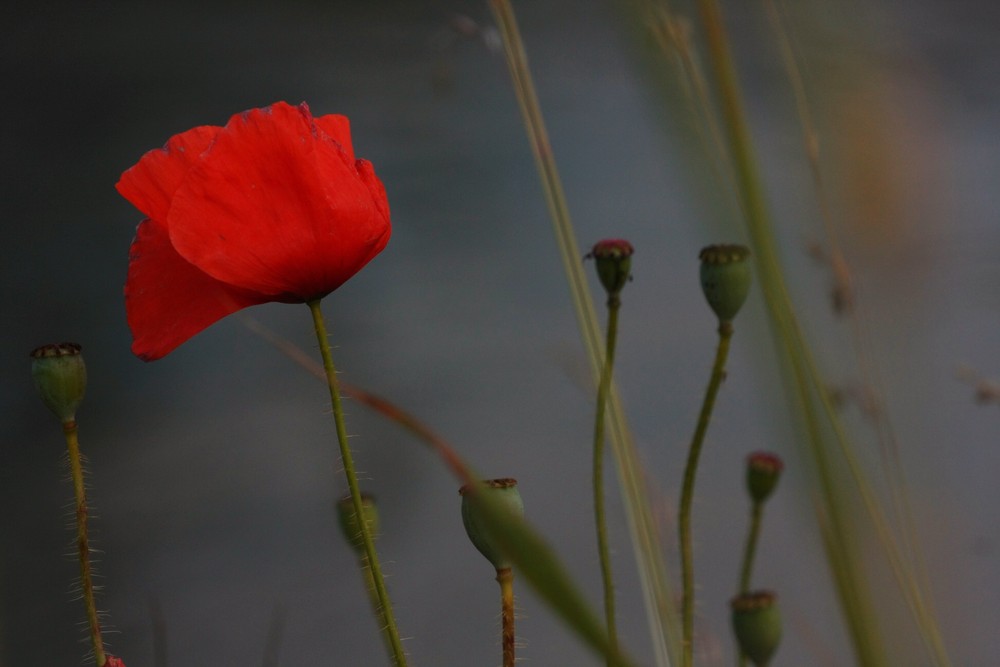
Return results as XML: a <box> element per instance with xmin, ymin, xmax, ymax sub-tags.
<box><xmin>3</xmin><ymin>1</ymin><xmax>1000</xmax><ymax>665</ymax></box>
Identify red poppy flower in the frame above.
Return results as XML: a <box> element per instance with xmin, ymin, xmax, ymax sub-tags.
<box><xmin>117</xmin><ymin>101</ymin><xmax>391</xmax><ymax>361</ymax></box>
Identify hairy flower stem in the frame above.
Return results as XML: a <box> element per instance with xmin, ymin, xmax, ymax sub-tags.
<box><xmin>308</xmin><ymin>300</ymin><xmax>408</xmax><ymax>667</ymax></box>
<box><xmin>64</xmin><ymin>421</ymin><xmax>106</xmax><ymax>667</ymax></box>
<box><xmin>736</xmin><ymin>501</ymin><xmax>763</xmax><ymax>667</ymax></box>
<box><xmin>679</xmin><ymin>322</ymin><xmax>734</xmax><ymax>667</ymax></box>
<box><xmin>358</xmin><ymin>554</ymin><xmax>394</xmax><ymax>658</ymax></box>
<box><xmin>497</xmin><ymin>567</ymin><xmax>516</xmax><ymax>667</ymax></box>
<box><xmin>593</xmin><ymin>295</ymin><xmax>622</xmax><ymax>663</ymax></box>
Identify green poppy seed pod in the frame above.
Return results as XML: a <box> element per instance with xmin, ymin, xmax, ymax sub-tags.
<box><xmin>459</xmin><ymin>478</ymin><xmax>524</xmax><ymax>571</ymax></box>
<box><xmin>30</xmin><ymin>343</ymin><xmax>87</xmax><ymax>424</ymax></box>
<box><xmin>337</xmin><ymin>493</ymin><xmax>380</xmax><ymax>556</ymax></box>
<box><xmin>731</xmin><ymin>591</ymin><xmax>782</xmax><ymax>666</ymax></box>
<box><xmin>699</xmin><ymin>244</ymin><xmax>752</xmax><ymax>324</ymax></box>
<box><xmin>746</xmin><ymin>451</ymin><xmax>784</xmax><ymax>504</ymax></box>
<box><xmin>587</xmin><ymin>239</ymin><xmax>634</xmax><ymax>298</ymax></box>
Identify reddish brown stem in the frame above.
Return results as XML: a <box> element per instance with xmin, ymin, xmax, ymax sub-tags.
<box><xmin>497</xmin><ymin>567</ymin><xmax>516</xmax><ymax>667</ymax></box>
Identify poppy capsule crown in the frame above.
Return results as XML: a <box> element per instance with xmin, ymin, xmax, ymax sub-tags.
<box><xmin>731</xmin><ymin>591</ymin><xmax>782</xmax><ymax>666</ymax></box>
<box><xmin>30</xmin><ymin>342</ymin><xmax>86</xmax><ymax>424</ymax></box>
<box><xmin>699</xmin><ymin>244</ymin><xmax>752</xmax><ymax>324</ymax></box>
<box><xmin>588</xmin><ymin>238</ymin><xmax>634</xmax><ymax>298</ymax></box>
<box><xmin>117</xmin><ymin>101</ymin><xmax>391</xmax><ymax>361</ymax></box>
<box><xmin>746</xmin><ymin>451</ymin><xmax>784</xmax><ymax>504</ymax></box>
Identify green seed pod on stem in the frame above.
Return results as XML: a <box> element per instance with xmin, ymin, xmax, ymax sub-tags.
<box><xmin>30</xmin><ymin>342</ymin><xmax>87</xmax><ymax>424</ymax></box>
<box><xmin>699</xmin><ymin>244</ymin><xmax>752</xmax><ymax>324</ymax></box>
<box><xmin>746</xmin><ymin>451</ymin><xmax>784</xmax><ymax>504</ymax></box>
<box><xmin>731</xmin><ymin>590</ymin><xmax>782</xmax><ymax>666</ymax></box>
<box><xmin>337</xmin><ymin>493</ymin><xmax>380</xmax><ymax>555</ymax></box>
<box><xmin>586</xmin><ymin>239</ymin><xmax>634</xmax><ymax>301</ymax></box>
<box><xmin>459</xmin><ymin>478</ymin><xmax>524</xmax><ymax>571</ymax></box>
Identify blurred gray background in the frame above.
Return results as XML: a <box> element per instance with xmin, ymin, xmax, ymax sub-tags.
<box><xmin>3</xmin><ymin>0</ymin><xmax>1000</xmax><ymax>665</ymax></box>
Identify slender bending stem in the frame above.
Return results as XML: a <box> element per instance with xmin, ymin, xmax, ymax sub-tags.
<box><xmin>307</xmin><ymin>300</ymin><xmax>408</xmax><ymax>667</ymax></box>
<box><xmin>739</xmin><ymin>501</ymin><xmax>763</xmax><ymax>595</ymax></box>
<box><xmin>64</xmin><ymin>421</ymin><xmax>106</xmax><ymax>667</ymax></box>
<box><xmin>497</xmin><ymin>567</ymin><xmax>516</xmax><ymax>667</ymax></box>
<box><xmin>736</xmin><ymin>501</ymin><xmax>763</xmax><ymax>667</ymax></box>
<box><xmin>679</xmin><ymin>322</ymin><xmax>734</xmax><ymax>667</ymax></box>
<box><xmin>593</xmin><ymin>296</ymin><xmax>621</xmax><ymax>662</ymax></box>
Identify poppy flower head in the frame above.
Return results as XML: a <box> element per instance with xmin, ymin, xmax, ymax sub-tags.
<box><xmin>117</xmin><ymin>101</ymin><xmax>391</xmax><ymax>361</ymax></box>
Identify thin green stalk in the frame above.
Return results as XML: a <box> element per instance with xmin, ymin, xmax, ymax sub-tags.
<box><xmin>307</xmin><ymin>300</ymin><xmax>408</xmax><ymax>667</ymax></box>
<box><xmin>679</xmin><ymin>322</ymin><xmax>733</xmax><ymax>667</ymax></box>
<box><xmin>64</xmin><ymin>421</ymin><xmax>106</xmax><ymax>667</ymax></box>
<box><xmin>498</xmin><ymin>567</ymin><xmax>516</xmax><ymax>667</ymax></box>
<box><xmin>489</xmin><ymin>2</ymin><xmax>679</xmax><ymax>663</ymax></box>
<box><xmin>736</xmin><ymin>501</ymin><xmax>763</xmax><ymax>667</ymax></box>
<box><xmin>694</xmin><ymin>2</ymin><xmax>890</xmax><ymax>664</ymax></box>
<box><xmin>738</xmin><ymin>502</ymin><xmax>763</xmax><ymax>595</ymax></box>
<box><xmin>593</xmin><ymin>297</ymin><xmax>622</xmax><ymax>662</ymax></box>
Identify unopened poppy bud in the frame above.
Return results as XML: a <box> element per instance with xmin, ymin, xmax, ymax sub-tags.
<box><xmin>699</xmin><ymin>244</ymin><xmax>752</xmax><ymax>324</ymax></box>
<box><xmin>459</xmin><ymin>478</ymin><xmax>524</xmax><ymax>571</ymax></box>
<box><xmin>746</xmin><ymin>452</ymin><xmax>784</xmax><ymax>504</ymax></box>
<box><xmin>731</xmin><ymin>591</ymin><xmax>782</xmax><ymax>666</ymax></box>
<box><xmin>104</xmin><ymin>657</ymin><xmax>126</xmax><ymax>667</ymax></box>
<box><xmin>30</xmin><ymin>342</ymin><xmax>86</xmax><ymax>424</ymax></box>
<box><xmin>337</xmin><ymin>493</ymin><xmax>380</xmax><ymax>555</ymax></box>
<box><xmin>586</xmin><ymin>239</ymin><xmax>634</xmax><ymax>298</ymax></box>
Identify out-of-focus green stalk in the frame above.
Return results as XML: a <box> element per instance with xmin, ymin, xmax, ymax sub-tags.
<box><xmin>761</xmin><ymin>4</ymin><xmax>951</xmax><ymax>664</ymax></box>
<box><xmin>694</xmin><ymin>1</ymin><xmax>893</xmax><ymax>664</ymax></box>
<box><xmin>489</xmin><ymin>2</ymin><xmax>680</xmax><ymax>665</ymax></box>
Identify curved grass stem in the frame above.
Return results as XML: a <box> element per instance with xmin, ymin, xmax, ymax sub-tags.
<box><xmin>679</xmin><ymin>322</ymin><xmax>733</xmax><ymax>667</ymax></box>
<box><xmin>593</xmin><ymin>297</ymin><xmax>622</xmax><ymax>663</ymax></box>
<box><xmin>307</xmin><ymin>300</ymin><xmax>408</xmax><ymax>667</ymax></box>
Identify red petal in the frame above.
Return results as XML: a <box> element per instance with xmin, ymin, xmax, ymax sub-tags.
<box><xmin>116</xmin><ymin>125</ymin><xmax>220</xmax><ymax>222</ymax></box>
<box><xmin>125</xmin><ymin>219</ymin><xmax>269</xmax><ymax>361</ymax></box>
<box><xmin>313</xmin><ymin>111</ymin><xmax>354</xmax><ymax>160</ymax></box>
<box><xmin>166</xmin><ymin>101</ymin><xmax>391</xmax><ymax>300</ymax></box>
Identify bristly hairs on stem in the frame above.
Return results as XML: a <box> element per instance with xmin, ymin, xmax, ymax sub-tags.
<box><xmin>307</xmin><ymin>299</ymin><xmax>409</xmax><ymax>667</ymax></box>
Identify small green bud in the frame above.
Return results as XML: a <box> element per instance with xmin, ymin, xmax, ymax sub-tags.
<box><xmin>337</xmin><ymin>493</ymin><xmax>380</xmax><ymax>556</ymax></box>
<box><xmin>30</xmin><ymin>342</ymin><xmax>87</xmax><ymax>424</ymax></box>
<box><xmin>746</xmin><ymin>451</ymin><xmax>784</xmax><ymax>504</ymax></box>
<box><xmin>699</xmin><ymin>244</ymin><xmax>752</xmax><ymax>324</ymax></box>
<box><xmin>731</xmin><ymin>591</ymin><xmax>782</xmax><ymax>666</ymax></box>
<box><xmin>459</xmin><ymin>478</ymin><xmax>524</xmax><ymax>571</ymax></box>
<box><xmin>586</xmin><ymin>239</ymin><xmax>634</xmax><ymax>298</ymax></box>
